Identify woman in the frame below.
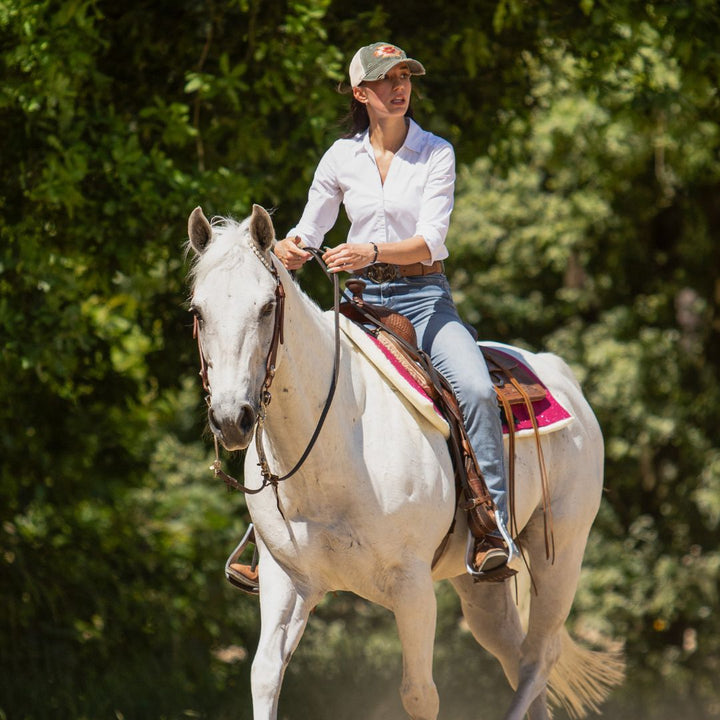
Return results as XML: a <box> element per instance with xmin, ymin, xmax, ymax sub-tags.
<box><xmin>230</xmin><ymin>42</ymin><xmax>518</xmax><ymax>588</ymax></box>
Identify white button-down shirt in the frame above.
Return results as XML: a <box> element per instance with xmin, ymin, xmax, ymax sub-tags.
<box><xmin>287</xmin><ymin>119</ymin><xmax>455</xmax><ymax>264</ymax></box>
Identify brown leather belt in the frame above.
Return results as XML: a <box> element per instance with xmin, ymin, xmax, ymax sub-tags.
<box><xmin>356</xmin><ymin>260</ymin><xmax>444</xmax><ymax>284</ymax></box>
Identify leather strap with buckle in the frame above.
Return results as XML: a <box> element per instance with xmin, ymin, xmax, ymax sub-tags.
<box><xmin>357</xmin><ymin>260</ymin><xmax>444</xmax><ymax>284</ymax></box>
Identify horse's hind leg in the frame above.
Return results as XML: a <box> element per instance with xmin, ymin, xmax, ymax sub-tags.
<box><xmin>503</xmin><ymin>517</ymin><xmax>589</xmax><ymax>720</ymax></box>
<box><xmin>449</xmin><ymin>574</ymin><xmax>525</xmax><ymax>690</ymax></box>
<box><xmin>250</xmin><ymin>556</ymin><xmax>323</xmax><ymax>720</ymax></box>
<box><xmin>390</xmin><ymin>565</ymin><xmax>440</xmax><ymax>720</ymax></box>
<box><xmin>449</xmin><ymin>544</ymin><xmax>578</xmax><ymax>720</ymax></box>
<box><xmin>527</xmin><ymin>689</ymin><xmax>550</xmax><ymax>720</ymax></box>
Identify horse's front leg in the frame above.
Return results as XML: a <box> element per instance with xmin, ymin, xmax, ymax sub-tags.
<box><xmin>251</xmin><ymin>554</ymin><xmax>323</xmax><ymax>720</ymax></box>
<box><xmin>389</xmin><ymin>562</ymin><xmax>440</xmax><ymax>720</ymax></box>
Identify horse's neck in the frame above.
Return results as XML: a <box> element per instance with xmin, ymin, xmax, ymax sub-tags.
<box><xmin>263</xmin><ymin>276</ymin><xmax>340</xmax><ymax>462</ymax></box>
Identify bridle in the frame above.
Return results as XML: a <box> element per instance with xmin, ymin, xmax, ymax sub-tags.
<box><xmin>192</xmin><ymin>246</ymin><xmax>341</xmax><ymax>497</ymax></box>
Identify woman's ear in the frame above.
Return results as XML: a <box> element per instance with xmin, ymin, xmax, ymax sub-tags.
<box><xmin>352</xmin><ymin>85</ymin><xmax>368</xmax><ymax>104</ymax></box>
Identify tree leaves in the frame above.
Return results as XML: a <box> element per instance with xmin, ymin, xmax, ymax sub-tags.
<box><xmin>2</xmin><ymin>1</ymin><xmax>720</xmax><ymax>718</ymax></box>
<box><xmin>448</xmin><ymin>7</ymin><xmax>720</xmax><ymax>715</ymax></box>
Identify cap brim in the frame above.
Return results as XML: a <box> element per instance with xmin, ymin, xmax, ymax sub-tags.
<box><xmin>363</xmin><ymin>57</ymin><xmax>426</xmax><ymax>82</ymax></box>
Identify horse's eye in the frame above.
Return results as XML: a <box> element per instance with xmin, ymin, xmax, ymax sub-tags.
<box><xmin>260</xmin><ymin>301</ymin><xmax>275</xmax><ymax>318</ymax></box>
<box><xmin>190</xmin><ymin>305</ymin><xmax>203</xmax><ymax>325</ymax></box>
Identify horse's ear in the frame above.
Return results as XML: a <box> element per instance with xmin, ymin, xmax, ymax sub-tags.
<box><xmin>188</xmin><ymin>206</ymin><xmax>212</xmax><ymax>254</ymax></box>
<box><xmin>249</xmin><ymin>204</ymin><xmax>275</xmax><ymax>253</ymax></box>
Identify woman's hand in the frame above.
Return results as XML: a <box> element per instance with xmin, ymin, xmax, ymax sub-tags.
<box><xmin>274</xmin><ymin>236</ymin><xmax>312</xmax><ymax>270</ymax></box>
<box><xmin>323</xmin><ymin>243</ymin><xmax>376</xmax><ymax>273</ymax></box>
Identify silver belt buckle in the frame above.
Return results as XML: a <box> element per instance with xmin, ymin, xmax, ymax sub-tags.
<box><xmin>365</xmin><ymin>263</ymin><xmax>398</xmax><ymax>284</ymax></box>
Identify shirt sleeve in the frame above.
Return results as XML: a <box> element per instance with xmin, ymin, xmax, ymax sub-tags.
<box><xmin>287</xmin><ymin>146</ymin><xmax>342</xmax><ymax>249</ymax></box>
<box><xmin>414</xmin><ymin>141</ymin><xmax>456</xmax><ymax>263</ymax></box>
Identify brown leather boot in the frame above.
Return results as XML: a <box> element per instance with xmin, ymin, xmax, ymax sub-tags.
<box><xmin>474</xmin><ymin>534</ymin><xmax>510</xmax><ymax>573</ymax></box>
<box><xmin>225</xmin><ymin>524</ymin><xmax>260</xmax><ymax>595</ymax></box>
<box><xmin>228</xmin><ymin>563</ymin><xmax>258</xmax><ymax>584</ymax></box>
<box><xmin>226</xmin><ymin>561</ymin><xmax>259</xmax><ymax>595</ymax></box>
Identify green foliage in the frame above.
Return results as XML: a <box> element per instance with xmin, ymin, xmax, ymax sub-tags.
<box><xmin>449</xmin><ymin>7</ymin><xmax>720</xmax><ymax>717</ymax></box>
<box><xmin>0</xmin><ymin>0</ymin><xmax>340</xmax><ymax>716</ymax></box>
<box><xmin>1</xmin><ymin>0</ymin><xmax>719</xmax><ymax>718</ymax></box>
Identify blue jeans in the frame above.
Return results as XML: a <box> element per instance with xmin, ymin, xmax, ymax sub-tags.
<box><xmin>360</xmin><ymin>273</ymin><xmax>508</xmax><ymax>522</ymax></box>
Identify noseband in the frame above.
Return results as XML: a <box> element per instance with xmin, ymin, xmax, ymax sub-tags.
<box><xmin>192</xmin><ymin>247</ymin><xmax>340</xmax><ymax>496</ymax></box>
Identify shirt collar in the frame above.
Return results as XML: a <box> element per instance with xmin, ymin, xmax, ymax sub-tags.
<box><xmin>356</xmin><ymin>118</ymin><xmax>425</xmax><ymax>156</ymax></box>
<box><xmin>403</xmin><ymin>119</ymin><xmax>424</xmax><ymax>153</ymax></box>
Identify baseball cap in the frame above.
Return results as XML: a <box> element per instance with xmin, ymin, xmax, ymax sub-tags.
<box><xmin>348</xmin><ymin>42</ymin><xmax>426</xmax><ymax>87</ymax></box>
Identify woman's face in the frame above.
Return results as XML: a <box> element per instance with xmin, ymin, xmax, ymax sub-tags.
<box><xmin>354</xmin><ymin>64</ymin><xmax>412</xmax><ymax>120</ymax></box>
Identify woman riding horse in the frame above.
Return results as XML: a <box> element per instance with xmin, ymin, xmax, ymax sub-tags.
<box><xmin>230</xmin><ymin>41</ymin><xmax>519</xmax><ymax>585</ymax></box>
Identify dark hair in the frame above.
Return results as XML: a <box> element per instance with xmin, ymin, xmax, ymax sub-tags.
<box><xmin>338</xmin><ymin>83</ymin><xmax>415</xmax><ymax>138</ymax></box>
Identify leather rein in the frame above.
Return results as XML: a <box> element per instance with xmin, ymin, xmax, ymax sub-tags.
<box><xmin>193</xmin><ymin>247</ymin><xmax>341</xmax><ymax>496</ymax></box>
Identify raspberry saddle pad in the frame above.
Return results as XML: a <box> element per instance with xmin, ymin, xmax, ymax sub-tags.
<box><xmin>333</xmin><ymin>313</ymin><xmax>573</xmax><ymax>439</ymax></box>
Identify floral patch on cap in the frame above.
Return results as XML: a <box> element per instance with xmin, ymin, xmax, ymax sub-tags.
<box><xmin>374</xmin><ymin>45</ymin><xmax>403</xmax><ymax>58</ymax></box>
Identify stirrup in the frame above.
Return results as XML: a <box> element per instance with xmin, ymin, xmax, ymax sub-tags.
<box><xmin>494</xmin><ymin>515</ymin><xmax>522</xmax><ymax>571</ymax></box>
<box><xmin>225</xmin><ymin>523</ymin><xmax>260</xmax><ymax>596</ymax></box>
<box><xmin>464</xmin><ymin>530</ymin><xmax>520</xmax><ymax>583</ymax></box>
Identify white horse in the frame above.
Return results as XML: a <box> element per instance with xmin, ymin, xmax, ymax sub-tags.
<box><xmin>187</xmin><ymin>205</ymin><xmax>623</xmax><ymax>720</ymax></box>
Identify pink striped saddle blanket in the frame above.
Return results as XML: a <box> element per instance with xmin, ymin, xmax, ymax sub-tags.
<box><xmin>333</xmin><ymin>313</ymin><xmax>573</xmax><ymax>440</ymax></box>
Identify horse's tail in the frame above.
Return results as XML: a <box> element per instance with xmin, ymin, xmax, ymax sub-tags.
<box><xmin>547</xmin><ymin>627</ymin><xmax>625</xmax><ymax>719</ymax></box>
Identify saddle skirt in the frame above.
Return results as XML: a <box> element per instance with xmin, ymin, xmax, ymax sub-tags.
<box><xmin>333</xmin><ymin>313</ymin><xmax>573</xmax><ymax>440</ymax></box>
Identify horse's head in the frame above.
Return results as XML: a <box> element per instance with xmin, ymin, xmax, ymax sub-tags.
<box><xmin>188</xmin><ymin>204</ymin><xmax>279</xmax><ymax>450</ymax></box>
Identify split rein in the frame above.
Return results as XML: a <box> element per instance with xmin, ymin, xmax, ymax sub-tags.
<box><xmin>193</xmin><ymin>247</ymin><xmax>341</xmax><ymax>496</ymax></box>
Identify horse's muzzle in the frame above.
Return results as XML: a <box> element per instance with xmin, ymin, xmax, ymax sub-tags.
<box><xmin>208</xmin><ymin>402</ymin><xmax>257</xmax><ymax>450</ymax></box>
